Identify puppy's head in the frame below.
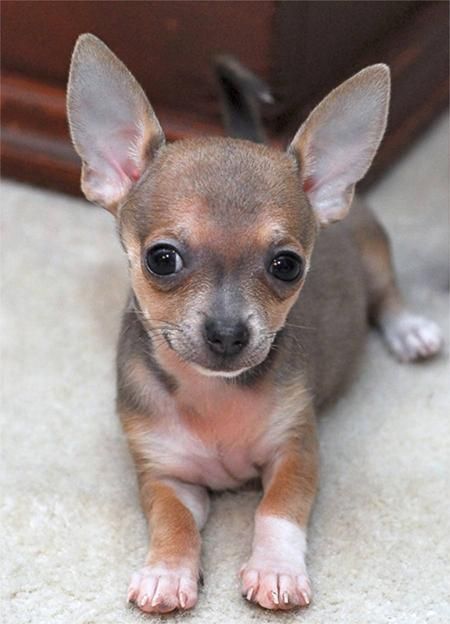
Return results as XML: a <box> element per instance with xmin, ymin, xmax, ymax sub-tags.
<box><xmin>67</xmin><ymin>34</ymin><xmax>390</xmax><ymax>377</ymax></box>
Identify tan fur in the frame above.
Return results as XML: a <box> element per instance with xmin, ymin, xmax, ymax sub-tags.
<box><xmin>140</xmin><ymin>479</ymin><xmax>201</xmax><ymax>567</ymax></box>
<box><xmin>259</xmin><ymin>411</ymin><xmax>318</xmax><ymax>527</ymax></box>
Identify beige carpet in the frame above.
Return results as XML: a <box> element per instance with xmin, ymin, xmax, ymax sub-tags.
<box><xmin>1</xmin><ymin>114</ymin><xmax>449</xmax><ymax>624</ymax></box>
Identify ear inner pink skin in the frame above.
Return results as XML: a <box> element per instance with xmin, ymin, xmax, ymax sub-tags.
<box><xmin>105</xmin><ymin>153</ymin><xmax>135</xmax><ymax>183</ymax></box>
<box><xmin>130</xmin><ymin>168</ymin><xmax>141</xmax><ymax>181</ymax></box>
<box><xmin>302</xmin><ymin>177</ymin><xmax>315</xmax><ymax>194</ymax></box>
<box><xmin>102</xmin><ymin>125</ymin><xmax>145</xmax><ymax>184</ymax></box>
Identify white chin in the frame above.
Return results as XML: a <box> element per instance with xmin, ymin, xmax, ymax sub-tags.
<box><xmin>190</xmin><ymin>363</ymin><xmax>251</xmax><ymax>378</ymax></box>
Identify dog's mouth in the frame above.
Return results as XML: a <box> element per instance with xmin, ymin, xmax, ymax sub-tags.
<box><xmin>190</xmin><ymin>363</ymin><xmax>253</xmax><ymax>378</ymax></box>
<box><xmin>162</xmin><ymin>330</ymin><xmax>274</xmax><ymax>378</ymax></box>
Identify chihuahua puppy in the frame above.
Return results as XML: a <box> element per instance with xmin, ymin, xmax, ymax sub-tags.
<box><xmin>67</xmin><ymin>34</ymin><xmax>442</xmax><ymax>613</ymax></box>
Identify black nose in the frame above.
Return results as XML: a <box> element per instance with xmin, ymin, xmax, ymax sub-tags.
<box><xmin>204</xmin><ymin>318</ymin><xmax>250</xmax><ymax>357</ymax></box>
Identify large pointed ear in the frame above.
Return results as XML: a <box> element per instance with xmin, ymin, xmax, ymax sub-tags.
<box><xmin>67</xmin><ymin>34</ymin><xmax>165</xmax><ymax>214</ymax></box>
<box><xmin>288</xmin><ymin>64</ymin><xmax>390</xmax><ymax>225</ymax></box>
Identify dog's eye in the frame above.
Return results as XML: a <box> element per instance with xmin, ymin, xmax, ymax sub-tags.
<box><xmin>269</xmin><ymin>252</ymin><xmax>303</xmax><ymax>282</ymax></box>
<box><xmin>145</xmin><ymin>245</ymin><xmax>183</xmax><ymax>276</ymax></box>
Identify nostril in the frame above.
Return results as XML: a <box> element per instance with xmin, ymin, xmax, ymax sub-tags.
<box><xmin>232</xmin><ymin>335</ymin><xmax>247</xmax><ymax>349</ymax></box>
<box><xmin>233</xmin><ymin>324</ymin><xmax>249</xmax><ymax>347</ymax></box>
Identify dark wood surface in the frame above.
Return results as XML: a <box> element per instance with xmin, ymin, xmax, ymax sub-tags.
<box><xmin>1</xmin><ymin>1</ymin><xmax>448</xmax><ymax>196</ymax></box>
<box><xmin>1</xmin><ymin>0</ymin><xmax>420</xmax><ymax>127</ymax></box>
<box><xmin>270</xmin><ymin>0</ymin><xmax>415</xmax><ymax>127</ymax></box>
<box><xmin>1</xmin><ymin>0</ymin><xmax>275</xmax><ymax>121</ymax></box>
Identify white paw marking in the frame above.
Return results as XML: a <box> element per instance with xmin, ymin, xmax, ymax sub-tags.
<box><xmin>127</xmin><ymin>564</ymin><xmax>198</xmax><ymax>613</ymax></box>
<box><xmin>241</xmin><ymin>565</ymin><xmax>311</xmax><ymax>610</ymax></box>
<box><xmin>240</xmin><ymin>516</ymin><xmax>311</xmax><ymax>610</ymax></box>
<box><xmin>382</xmin><ymin>312</ymin><xmax>443</xmax><ymax>362</ymax></box>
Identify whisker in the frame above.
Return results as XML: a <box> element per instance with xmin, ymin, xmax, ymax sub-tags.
<box><xmin>283</xmin><ymin>322</ymin><xmax>316</xmax><ymax>331</ymax></box>
<box><xmin>131</xmin><ymin>306</ymin><xmax>183</xmax><ymax>331</ymax></box>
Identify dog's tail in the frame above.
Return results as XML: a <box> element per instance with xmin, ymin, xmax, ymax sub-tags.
<box><xmin>214</xmin><ymin>55</ymin><xmax>273</xmax><ymax>144</ymax></box>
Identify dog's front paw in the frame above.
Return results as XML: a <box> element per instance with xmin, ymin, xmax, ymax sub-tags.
<box><xmin>127</xmin><ymin>563</ymin><xmax>198</xmax><ymax>613</ymax></box>
<box><xmin>240</xmin><ymin>561</ymin><xmax>312</xmax><ymax>610</ymax></box>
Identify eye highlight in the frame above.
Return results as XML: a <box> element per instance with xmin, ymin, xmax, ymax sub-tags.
<box><xmin>269</xmin><ymin>252</ymin><xmax>303</xmax><ymax>282</ymax></box>
<box><xmin>145</xmin><ymin>244</ymin><xmax>183</xmax><ymax>276</ymax></box>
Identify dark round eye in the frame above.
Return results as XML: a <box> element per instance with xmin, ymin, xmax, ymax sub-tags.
<box><xmin>145</xmin><ymin>245</ymin><xmax>183</xmax><ymax>276</ymax></box>
<box><xmin>269</xmin><ymin>252</ymin><xmax>303</xmax><ymax>282</ymax></box>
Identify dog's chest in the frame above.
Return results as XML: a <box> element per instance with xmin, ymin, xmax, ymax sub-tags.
<box><xmin>147</xmin><ymin>378</ymin><xmax>281</xmax><ymax>489</ymax></box>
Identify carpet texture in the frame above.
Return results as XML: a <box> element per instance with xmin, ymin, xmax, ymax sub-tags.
<box><xmin>1</xmin><ymin>114</ymin><xmax>449</xmax><ymax>624</ymax></box>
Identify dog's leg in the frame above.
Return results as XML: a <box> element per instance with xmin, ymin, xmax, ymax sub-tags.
<box><xmin>351</xmin><ymin>202</ymin><xmax>443</xmax><ymax>362</ymax></box>
<box><xmin>241</xmin><ymin>413</ymin><xmax>318</xmax><ymax>610</ymax></box>
<box><xmin>127</xmin><ymin>476</ymin><xmax>209</xmax><ymax>613</ymax></box>
<box><xmin>125</xmin><ymin>464</ymin><xmax>209</xmax><ymax>613</ymax></box>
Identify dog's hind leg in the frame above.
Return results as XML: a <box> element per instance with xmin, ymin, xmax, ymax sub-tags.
<box><xmin>349</xmin><ymin>200</ymin><xmax>443</xmax><ymax>362</ymax></box>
